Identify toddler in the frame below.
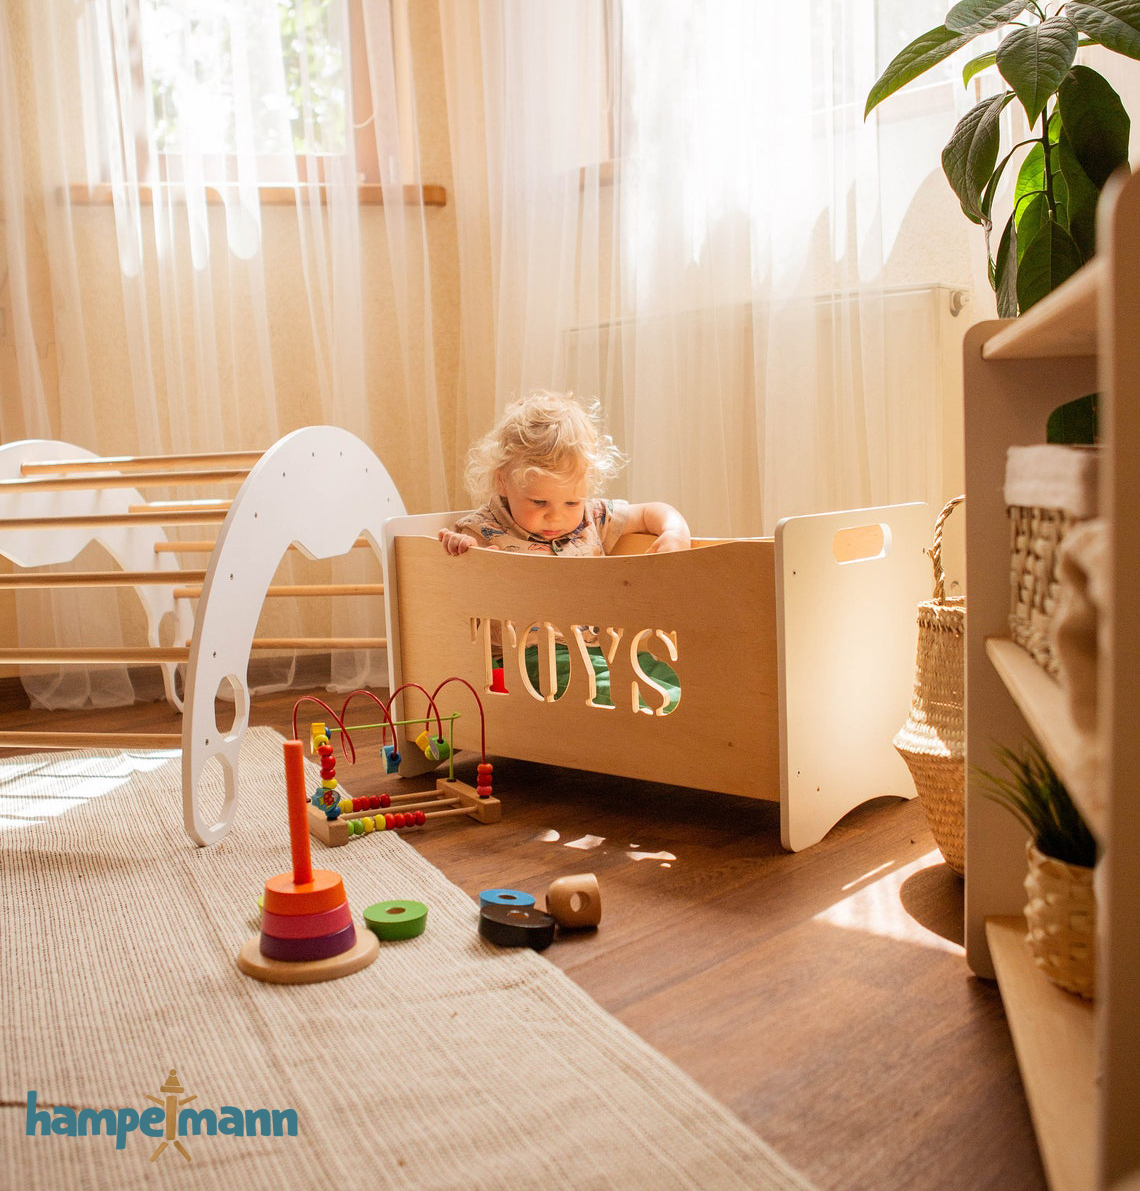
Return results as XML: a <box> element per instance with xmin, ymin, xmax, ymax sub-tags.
<box><xmin>438</xmin><ymin>390</ymin><xmax>690</xmax><ymax>556</ymax></box>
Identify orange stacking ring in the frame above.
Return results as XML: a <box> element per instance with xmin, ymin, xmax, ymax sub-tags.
<box><xmin>262</xmin><ymin>869</ymin><xmax>346</xmax><ymax>916</ymax></box>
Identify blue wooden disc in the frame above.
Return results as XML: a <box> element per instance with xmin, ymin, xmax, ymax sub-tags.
<box><xmin>479</xmin><ymin>888</ymin><xmax>536</xmax><ymax>909</ymax></box>
<box><xmin>478</xmin><ymin>905</ymin><xmax>556</xmax><ymax>951</ymax></box>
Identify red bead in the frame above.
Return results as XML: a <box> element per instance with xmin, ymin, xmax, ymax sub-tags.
<box><xmin>384</xmin><ymin>814</ymin><xmax>395</xmax><ymax>830</ymax></box>
<box><xmin>318</xmin><ymin>743</ymin><xmax>334</xmax><ymax>756</ymax></box>
<box><xmin>476</xmin><ymin>785</ymin><xmax>493</xmax><ymax>799</ymax></box>
<box><xmin>369</xmin><ymin>795</ymin><xmax>382</xmax><ymax>809</ymax></box>
<box><xmin>414</xmin><ymin>811</ymin><xmax>426</xmax><ymax>826</ymax></box>
<box><xmin>320</xmin><ymin>764</ymin><xmax>336</xmax><ymax>778</ymax></box>
<box><xmin>394</xmin><ymin>812</ymin><xmax>406</xmax><ymax>828</ymax></box>
<box><xmin>352</xmin><ymin>797</ymin><xmax>364</xmax><ymax>812</ymax></box>
<box><xmin>477</xmin><ymin>763</ymin><xmax>493</xmax><ymax>776</ymax></box>
<box><xmin>379</xmin><ymin>793</ymin><xmax>391</xmax><ymax>808</ymax></box>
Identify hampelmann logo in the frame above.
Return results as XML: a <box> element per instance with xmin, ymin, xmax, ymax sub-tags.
<box><xmin>25</xmin><ymin>1068</ymin><xmax>298</xmax><ymax>1161</ymax></box>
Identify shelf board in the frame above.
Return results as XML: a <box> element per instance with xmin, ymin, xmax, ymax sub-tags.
<box><xmin>987</xmin><ymin>916</ymin><xmax>1096</xmax><ymax>1191</ymax></box>
<box><xmin>981</xmin><ymin>259</ymin><xmax>1101</xmax><ymax>361</ymax></box>
<box><xmin>984</xmin><ymin>639</ymin><xmax>1104</xmax><ymax>841</ymax></box>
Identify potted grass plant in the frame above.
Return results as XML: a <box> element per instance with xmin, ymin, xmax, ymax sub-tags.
<box><xmin>865</xmin><ymin>0</ymin><xmax>1138</xmax><ymax>442</ymax></box>
<box><xmin>978</xmin><ymin>740</ymin><xmax>1097</xmax><ymax>997</ymax></box>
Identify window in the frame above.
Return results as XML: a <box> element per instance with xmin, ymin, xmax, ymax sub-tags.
<box><xmin>81</xmin><ymin>0</ymin><xmax>414</xmax><ymax>189</ymax></box>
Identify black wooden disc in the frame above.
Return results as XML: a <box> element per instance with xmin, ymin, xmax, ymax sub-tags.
<box><xmin>478</xmin><ymin>904</ymin><xmax>557</xmax><ymax>951</ymax></box>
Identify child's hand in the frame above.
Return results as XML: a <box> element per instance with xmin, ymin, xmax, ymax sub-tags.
<box><xmin>646</xmin><ymin>528</ymin><xmax>691</xmax><ymax>553</ymax></box>
<box><xmin>438</xmin><ymin>529</ymin><xmax>476</xmax><ymax>555</ymax></box>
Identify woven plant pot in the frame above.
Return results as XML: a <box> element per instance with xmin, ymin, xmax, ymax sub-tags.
<box><xmin>894</xmin><ymin>497</ymin><xmax>966</xmax><ymax>874</ymax></box>
<box><xmin>1023</xmin><ymin>840</ymin><xmax>1096</xmax><ymax>999</ymax></box>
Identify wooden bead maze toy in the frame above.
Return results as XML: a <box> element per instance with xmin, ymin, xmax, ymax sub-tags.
<box><xmin>298</xmin><ymin>682</ymin><xmax>500</xmax><ymax>848</ymax></box>
<box><xmin>237</xmin><ymin>738</ymin><xmax>379</xmax><ymax>984</ymax></box>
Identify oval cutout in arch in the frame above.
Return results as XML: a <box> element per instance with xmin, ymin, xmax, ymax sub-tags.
<box><xmin>831</xmin><ymin>522</ymin><xmax>891</xmax><ymax>564</ymax></box>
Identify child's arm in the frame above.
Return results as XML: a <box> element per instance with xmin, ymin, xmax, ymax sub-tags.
<box><xmin>624</xmin><ymin>502</ymin><xmax>691</xmax><ymax>553</ymax></box>
<box><xmin>438</xmin><ymin>528</ymin><xmax>482</xmax><ymax>555</ymax></box>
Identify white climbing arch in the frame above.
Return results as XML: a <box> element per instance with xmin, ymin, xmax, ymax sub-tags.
<box><xmin>182</xmin><ymin>426</ymin><xmax>405</xmax><ymax>845</ymax></box>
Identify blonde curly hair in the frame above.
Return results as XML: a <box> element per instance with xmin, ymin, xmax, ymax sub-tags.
<box><xmin>464</xmin><ymin>390</ymin><xmax>626</xmax><ymax>504</ymax></box>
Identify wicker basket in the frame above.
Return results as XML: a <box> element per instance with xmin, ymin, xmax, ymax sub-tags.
<box><xmin>1023</xmin><ymin>841</ymin><xmax>1096</xmax><ymax>999</ymax></box>
<box><xmin>1006</xmin><ymin>445</ymin><xmax>1099</xmax><ymax>677</ymax></box>
<box><xmin>893</xmin><ymin>497</ymin><xmax>966</xmax><ymax>875</ymax></box>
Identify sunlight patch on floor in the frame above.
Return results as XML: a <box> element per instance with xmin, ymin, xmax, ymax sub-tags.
<box><xmin>0</xmin><ymin>750</ymin><xmax>179</xmax><ymax>829</ymax></box>
<box><xmin>813</xmin><ymin>850</ymin><xmax>963</xmax><ymax>954</ymax></box>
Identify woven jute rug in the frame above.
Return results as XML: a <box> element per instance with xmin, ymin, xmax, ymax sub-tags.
<box><xmin>0</xmin><ymin>728</ymin><xmax>816</xmax><ymax>1191</ymax></box>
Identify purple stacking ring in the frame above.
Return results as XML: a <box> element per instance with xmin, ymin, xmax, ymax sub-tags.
<box><xmin>259</xmin><ymin>922</ymin><xmax>356</xmax><ymax>962</ymax></box>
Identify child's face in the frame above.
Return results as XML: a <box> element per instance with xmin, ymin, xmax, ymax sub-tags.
<box><xmin>498</xmin><ymin>469</ymin><xmax>588</xmax><ymax>541</ymax></box>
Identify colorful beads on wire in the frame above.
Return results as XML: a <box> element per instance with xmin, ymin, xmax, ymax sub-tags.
<box><xmin>476</xmin><ymin>761</ymin><xmax>494</xmax><ymax>800</ymax></box>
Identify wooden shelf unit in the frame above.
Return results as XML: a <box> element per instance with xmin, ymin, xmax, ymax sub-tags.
<box><xmin>963</xmin><ymin>171</ymin><xmax>1140</xmax><ymax>1191</ymax></box>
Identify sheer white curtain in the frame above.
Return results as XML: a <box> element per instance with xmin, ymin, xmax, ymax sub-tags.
<box><xmin>441</xmin><ymin>0</ymin><xmax>978</xmax><ymax>536</ymax></box>
<box><xmin>1</xmin><ymin>0</ymin><xmax>443</xmax><ymax>707</ymax></box>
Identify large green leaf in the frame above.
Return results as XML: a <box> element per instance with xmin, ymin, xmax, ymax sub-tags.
<box><xmin>1047</xmin><ymin>393</ymin><xmax>1098</xmax><ymax>443</ymax></box>
<box><xmin>865</xmin><ymin>25</ymin><xmax>976</xmax><ymax>116</ymax></box>
<box><xmin>1016</xmin><ymin>192</ymin><xmax>1050</xmax><ymax>262</ymax></box>
<box><xmin>1014</xmin><ymin>141</ymin><xmax>1047</xmax><ymax>211</ymax></box>
<box><xmin>1017</xmin><ymin>220</ymin><xmax>1084</xmax><ymax>309</ymax></box>
<box><xmin>963</xmin><ymin>49</ymin><xmax>998</xmax><ymax>86</ymax></box>
<box><xmin>981</xmin><ymin>136</ymin><xmax>1041</xmax><ymax>224</ymax></box>
<box><xmin>997</xmin><ymin>16</ymin><xmax>1080</xmax><ymax>126</ymax></box>
<box><xmin>1056</xmin><ymin>130</ymin><xmax>1100</xmax><ymax>258</ymax></box>
<box><xmin>1066</xmin><ymin>1</ymin><xmax>1140</xmax><ymax>60</ymax></box>
<box><xmin>1057</xmin><ymin>65</ymin><xmax>1131</xmax><ymax>186</ymax></box>
<box><xmin>942</xmin><ymin>93</ymin><xmax>1014</xmax><ymax>222</ymax></box>
<box><xmin>947</xmin><ymin>0</ymin><xmax>1028</xmax><ymax>33</ymax></box>
<box><xmin>994</xmin><ymin>214</ymin><xmax>1019</xmax><ymax>316</ymax></box>
<box><xmin>967</xmin><ymin>36</ymin><xmax>1099</xmax><ymax>82</ymax></box>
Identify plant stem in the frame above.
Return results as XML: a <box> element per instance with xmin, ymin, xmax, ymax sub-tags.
<box><xmin>1041</xmin><ymin>105</ymin><xmax>1056</xmax><ymax>219</ymax></box>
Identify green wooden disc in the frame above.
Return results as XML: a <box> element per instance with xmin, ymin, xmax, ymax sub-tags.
<box><xmin>363</xmin><ymin>900</ymin><xmax>428</xmax><ymax>941</ymax></box>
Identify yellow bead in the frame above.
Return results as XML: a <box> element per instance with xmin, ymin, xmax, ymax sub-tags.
<box><xmin>362</xmin><ymin>817</ymin><xmax>374</xmax><ymax>833</ymax></box>
<box><xmin>322</xmin><ymin>778</ymin><xmax>338</xmax><ymax>790</ymax></box>
<box><xmin>339</xmin><ymin>799</ymin><xmax>353</xmax><ymax>814</ymax></box>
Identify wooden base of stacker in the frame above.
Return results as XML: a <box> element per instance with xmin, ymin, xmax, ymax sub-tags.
<box><xmin>236</xmin><ymin>927</ymin><xmax>379</xmax><ymax>985</ymax></box>
<box><xmin>307</xmin><ymin>778</ymin><xmax>501</xmax><ymax>847</ymax></box>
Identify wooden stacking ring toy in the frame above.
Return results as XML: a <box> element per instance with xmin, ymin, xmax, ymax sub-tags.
<box><xmin>363</xmin><ymin>900</ymin><xmax>429</xmax><ymax>941</ymax></box>
<box><xmin>478</xmin><ymin>904</ymin><xmax>557</xmax><ymax>951</ymax></box>
<box><xmin>238</xmin><ymin>739</ymin><xmax>379</xmax><ymax>984</ymax></box>
<box><xmin>545</xmin><ymin>873</ymin><xmax>602</xmax><ymax>929</ymax></box>
<box><xmin>479</xmin><ymin>888</ymin><xmax>536</xmax><ymax>909</ymax></box>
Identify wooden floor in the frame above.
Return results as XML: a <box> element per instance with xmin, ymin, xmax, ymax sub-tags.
<box><xmin>0</xmin><ymin>680</ymin><xmax>1046</xmax><ymax>1191</ymax></box>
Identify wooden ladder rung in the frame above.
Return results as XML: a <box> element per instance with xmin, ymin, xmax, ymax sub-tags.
<box><xmin>0</xmin><ymin>469</ymin><xmax>250</xmax><ymax>492</ymax></box>
<box><xmin>0</xmin><ymin>571</ymin><xmax>209</xmax><ymax>589</ymax></box>
<box><xmin>0</xmin><ymin>510</ymin><xmax>230</xmax><ymax>530</ymax></box>
<box><xmin>0</xmin><ymin>638</ymin><xmax>385</xmax><ymax>664</ymax></box>
<box><xmin>153</xmin><ymin>537</ymin><xmax>375</xmax><ymax>555</ymax></box>
<box><xmin>244</xmin><ymin>638</ymin><xmax>388</xmax><ymax>651</ymax></box>
<box><xmin>19</xmin><ymin>450</ymin><xmax>265</xmax><ymax>476</ymax></box>
<box><xmin>129</xmin><ymin>500</ymin><xmax>232</xmax><ymax>514</ymax></box>
<box><xmin>172</xmin><ymin>583</ymin><xmax>384</xmax><ymax>599</ymax></box>
<box><xmin>0</xmin><ymin>647</ymin><xmax>192</xmax><ymax>664</ymax></box>
<box><xmin>0</xmin><ymin>574</ymin><xmax>381</xmax><ymax>596</ymax></box>
<box><xmin>0</xmin><ymin>730</ymin><xmax>183</xmax><ymax>750</ymax></box>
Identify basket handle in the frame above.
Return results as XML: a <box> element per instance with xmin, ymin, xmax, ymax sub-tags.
<box><xmin>929</xmin><ymin>495</ymin><xmax>964</xmax><ymax>603</ymax></box>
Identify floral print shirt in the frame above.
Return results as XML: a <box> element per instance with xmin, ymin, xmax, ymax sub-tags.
<box><xmin>452</xmin><ymin>495</ymin><xmax>630</xmax><ymax>556</ymax></box>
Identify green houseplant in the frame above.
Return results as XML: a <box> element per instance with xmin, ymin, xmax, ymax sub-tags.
<box><xmin>978</xmin><ymin>741</ymin><xmax>1097</xmax><ymax>996</ymax></box>
<box><xmin>865</xmin><ymin>0</ymin><xmax>1137</xmax><ymax>441</ymax></box>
